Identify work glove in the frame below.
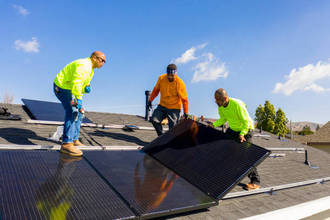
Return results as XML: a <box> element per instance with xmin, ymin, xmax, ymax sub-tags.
<box><xmin>206</xmin><ymin>121</ymin><xmax>214</xmax><ymax>128</ymax></box>
<box><xmin>76</xmin><ymin>99</ymin><xmax>83</xmax><ymax>110</ymax></box>
<box><xmin>183</xmin><ymin>113</ymin><xmax>188</xmax><ymax>119</ymax></box>
<box><xmin>84</xmin><ymin>85</ymin><xmax>91</xmax><ymax>93</ymax></box>
<box><xmin>147</xmin><ymin>101</ymin><xmax>152</xmax><ymax>110</ymax></box>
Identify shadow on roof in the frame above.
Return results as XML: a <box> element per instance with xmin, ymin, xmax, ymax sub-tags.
<box><xmin>89</xmin><ymin>130</ymin><xmax>150</xmax><ymax>146</ymax></box>
<box><xmin>0</xmin><ymin>128</ymin><xmax>60</xmax><ymax>145</ymax></box>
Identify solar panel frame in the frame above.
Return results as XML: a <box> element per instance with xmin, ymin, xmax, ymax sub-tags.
<box><xmin>22</xmin><ymin>98</ymin><xmax>92</xmax><ymax>123</ymax></box>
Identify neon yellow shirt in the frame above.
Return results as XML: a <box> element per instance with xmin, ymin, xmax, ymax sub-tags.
<box><xmin>213</xmin><ymin>98</ymin><xmax>254</xmax><ymax>136</ymax></box>
<box><xmin>54</xmin><ymin>58</ymin><xmax>94</xmax><ymax>99</ymax></box>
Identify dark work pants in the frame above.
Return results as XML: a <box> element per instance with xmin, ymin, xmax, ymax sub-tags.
<box><xmin>226</xmin><ymin>128</ymin><xmax>260</xmax><ymax>184</ymax></box>
<box><xmin>151</xmin><ymin>105</ymin><xmax>180</xmax><ymax>136</ymax></box>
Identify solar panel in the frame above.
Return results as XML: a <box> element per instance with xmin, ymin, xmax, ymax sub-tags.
<box><xmin>0</xmin><ymin>150</ymin><xmax>136</xmax><ymax>220</ymax></box>
<box><xmin>22</xmin><ymin>98</ymin><xmax>92</xmax><ymax>123</ymax></box>
<box><xmin>84</xmin><ymin>150</ymin><xmax>217</xmax><ymax>219</ymax></box>
<box><xmin>143</xmin><ymin>119</ymin><xmax>271</xmax><ymax>200</ymax></box>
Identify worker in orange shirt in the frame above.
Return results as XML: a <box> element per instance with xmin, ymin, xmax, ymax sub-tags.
<box><xmin>148</xmin><ymin>64</ymin><xmax>188</xmax><ymax>136</ymax></box>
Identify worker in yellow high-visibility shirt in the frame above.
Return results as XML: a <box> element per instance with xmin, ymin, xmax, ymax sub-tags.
<box><xmin>53</xmin><ymin>51</ymin><xmax>106</xmax><ymax>157</ymax></box>
<box><xmin>210</xmin><ymin>88</ymin><xmax>260</xmax><ymax>190</ymax></box>
<box><xmin>148</xmin><ymin>64</ymin><xmax>189</xmax><ymax>136</ymax></box>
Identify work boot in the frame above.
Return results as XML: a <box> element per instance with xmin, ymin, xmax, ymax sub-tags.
<box><xmin>60</xmin><ymin>143</ymin><xmax>83</xmax><ymax>157</ymax></box>
<box><xmin>244</xmin><ymin>183</ymin><xmax>260</xmax><ymax>191</ymax></box>
<box><xmin>73</xmin><ymin>140</ymin><xmax>85</xmax><ymax>147</ymax></box>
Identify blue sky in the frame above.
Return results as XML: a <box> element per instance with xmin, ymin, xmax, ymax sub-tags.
<box><xmin>1</xmin><ymin>0</ymin><xmax>330</xmax><ymax>124</ymax></box>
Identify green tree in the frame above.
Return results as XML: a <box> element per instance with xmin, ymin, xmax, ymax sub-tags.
<box><xmin>273</xmin><ymin>108</ymin><xmax>288</xmax><ymax>137</ymax></box>
<box><xmin>316</xmin><ymin>124</ymin><xmax>320</xmax><ymax>131</ymax></box>
<box><xmin>262</xmin><ymin>100</ymin><xmax>275</xmax><ymax>132</ymax></box>
<box><xmin>255</xmin><ymin>104</ymin><xmax>265</xmax><ymax>129</ymax></box>
<box><xmin>298</xmin><ymin>125</ymin><xmax>314</xmax><ymax>136</ymax></box>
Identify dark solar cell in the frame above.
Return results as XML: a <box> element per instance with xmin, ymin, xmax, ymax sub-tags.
<box><xmin>84</xmin><ymin>150</ymin><xmax>217</xmax><ymax>219</ymax></box>
<box><xmin>0</xmin><ymin>150</ymin><xmax>136</xmax><ymax>220</ymax></box>
<box><xmin>22</xmin><ymin>98</ymin><xmax>92</xmax><ymax>123</ymax></box>
<box><xmin>143</xmin><ymin>119</ymin><xmax>271</xmax><ymax>200</ymax></box>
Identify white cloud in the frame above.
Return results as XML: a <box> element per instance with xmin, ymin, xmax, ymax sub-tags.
<box><xmin>273</xmin><ymin>61</ymin><xmax>330</xmax><ymax>96</ymax></box>
<box><xmin>174</xmin><ymin>43</ymin><xmax>207</xmax><ymax>64</ymax></box>
<box><xmin>14</xmin><ymin>37</ymin><xmax>40</xmax><ymax>53</ymax></box>
<box><xmin>192</xmin><ymin>53</ymin><xmax>228</xmax><ymax>83</ymax></box>
<box><xmin>12</xmin><ymin>4</ymin><xmax>29</xmax><ymax>16</ymax></box>
<box><xmin>303</xmin><ymin>84</ymin><xmax>330</xmax><ymax>93</ymax></box>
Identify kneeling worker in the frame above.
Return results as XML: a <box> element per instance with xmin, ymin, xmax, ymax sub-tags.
<box><xmin>53</xmin><ymin>51</ymin><xmax>106</xmax><ymax>156</ymax></box>
<box><xmin>148</xmin><ymin>64</ymin><xmax>189</xmax><ymax>136</ymax></box>
<box><xmin>211</xmin><ymin>88</ymin><xmax>260</xmax><ymax>190</ymax></box>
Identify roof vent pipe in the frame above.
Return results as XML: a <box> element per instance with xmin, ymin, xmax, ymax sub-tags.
<box><xmin>145</xmin><ymin>90</ymin><xmax>151</xmax><ymax>121</ymax></box>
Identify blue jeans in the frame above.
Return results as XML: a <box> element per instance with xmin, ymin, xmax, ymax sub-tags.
<box><xmin>53</xmin><ymin>83</ymin><xmax>82</xmax><ymax>143</ymax></box>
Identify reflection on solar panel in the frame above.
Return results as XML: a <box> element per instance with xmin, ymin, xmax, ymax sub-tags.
<box><xmin>22</xmin><ymin>98</ymin><xmax>92</xmax><ymax>123</ymax></box>
<box><xmin>0</xmin><ymin>150</ymin><xmax>136</xmax><ymax>220</ymax></box>
<box><xmin>84</xmin><ymin>151</ymin><xmax>217</xmax><ymax>219</ymax></box>
<box><xmin>143</xmin><ymin>119</ymin><xmax>271</xmax><ymax>200</ymax></box>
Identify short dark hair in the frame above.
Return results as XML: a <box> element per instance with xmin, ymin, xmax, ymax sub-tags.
<box><xmin>167</xmin><ymin>64</ymin><xmax>177</xmax><ymax>72</ymax></box>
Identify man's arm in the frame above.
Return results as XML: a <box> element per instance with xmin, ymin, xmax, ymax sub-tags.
<box><xmin>213</xmin><ymin>108</ymin><xmax>226</xmax><ymax>127</ymax></box>
<box><xmin>237</xmin><ymin>103</ymin><xmax>250</xmax><ymax>136</ymax></box>
<box><xmin>71</xmin><ymin>77</ymin><xmax>84</xmax><ymax>100</ymax></box>
<box><xmin>213</xmin><ymin>117</ymin><xmax>226</xmax><ymax>128</ymax></box>
<box><xmin>71</xmin><ymin>64</ymin><xmax>88</xmax><ymax>100</ymax></box>
<box><xmin>149</xmin><ymin>78</ymin><xmax>161</xmax><ymax>103</ymax></box>
<box><xmin>177</xmin><ymin>80</ymin><xmax>188</xmax><ymax>114</ymax></box>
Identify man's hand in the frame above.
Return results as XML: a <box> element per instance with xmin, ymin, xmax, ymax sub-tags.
<box><xmin>239</xmin><ymin>135</ymin><xmax>246</xmax><ymax>143</ymax></box>
<box><xmin>84</xmin><ymin>85</ymin><xmax>91</xmax><ymax>93</ymax></box>
<box><xmin>206</xmin><ymin>121</ymin><xmax>214</xmax><ymax>128</ymax></box>
<box><xmin>76</xmin><ymin>99</ymin><xmax>83</xmax><ymax>110</ymax></box>
<box><xmin>184</xmin><ymin>113</ymin><xmax>188</xmax><ymax>119</ymax></box>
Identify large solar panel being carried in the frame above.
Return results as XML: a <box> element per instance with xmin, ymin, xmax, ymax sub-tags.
<box><xmin>22</xmin><ymin>98</ymin><xmax>92</xmax><ymax>123</ymax></box>
<box><xmin>143</xmin><ymin>119</ymin><xmax>271</xmax><ymax>200</ymax></box>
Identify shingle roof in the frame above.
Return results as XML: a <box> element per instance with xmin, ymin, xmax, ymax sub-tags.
<box><xmin>1</xmin><ymin>103</ymin><xmax>330</xmax><ymax>219</ymax></box>
<box><xmin>293</xmin><ymin>121</ymin><xmax>330</xmax><ymax>144</ymax></box>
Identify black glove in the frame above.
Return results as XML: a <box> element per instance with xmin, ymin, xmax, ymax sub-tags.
<box><xmin>184</xmin><ymin>113</ymin><xmax>188</xmax><ymax>119</ymax></box>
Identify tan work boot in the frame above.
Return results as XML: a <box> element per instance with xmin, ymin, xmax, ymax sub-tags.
<box><xmin>244</xmin><ymin>183</ymin><xmax>260</xmax><ymax>191</ymax></box>
<box><xmin>73</xmin><ymin>140</ymin><xmax>85</xmax><ymax>147</ymax></box>
<box><xmin>60</xmin><ymin>143</ymin><xmax>83</xmax><ymax>157</ymax></box>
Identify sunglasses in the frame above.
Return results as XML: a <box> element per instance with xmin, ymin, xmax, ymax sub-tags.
<box><xmin>167</xmin><ymin>69</ymin><xmax>177</xmax><ymax>74</ymax></box>
<box><xmin>96</xmin><ymin>56</ymin><xmax>106</xmax><ymax>63</ymax></box>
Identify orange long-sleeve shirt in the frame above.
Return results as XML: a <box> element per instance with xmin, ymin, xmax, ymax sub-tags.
<box><xmin>149</xmin><ymin>74</ymin><xmax>188</xmax><ymax>113</ymax></box>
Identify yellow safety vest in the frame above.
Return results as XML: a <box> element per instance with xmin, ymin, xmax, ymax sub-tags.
<box><xmin>54</xmin><ymin>58</ymin><xmax>94</xmax><ymax>99</ymax></box>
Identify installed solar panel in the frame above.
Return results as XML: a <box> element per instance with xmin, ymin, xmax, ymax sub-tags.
<box><xmin>0</xmin><ymin>150</ymin><xmax>136</xmax><ymax>220</ymax></box>
<box><xmin>84</xmin><ymin>150</ymin><xmax>217</xmax><ymax>219</ymax></box>
<box><xmin>22</xmin><ymin>98</ymin><xmax>92</xmax><ymax>123</ymax></box>
<box><xmin>143</xmin><ymin>119</ymin><xmax>271</xmax><ymax>200</ymax></box>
